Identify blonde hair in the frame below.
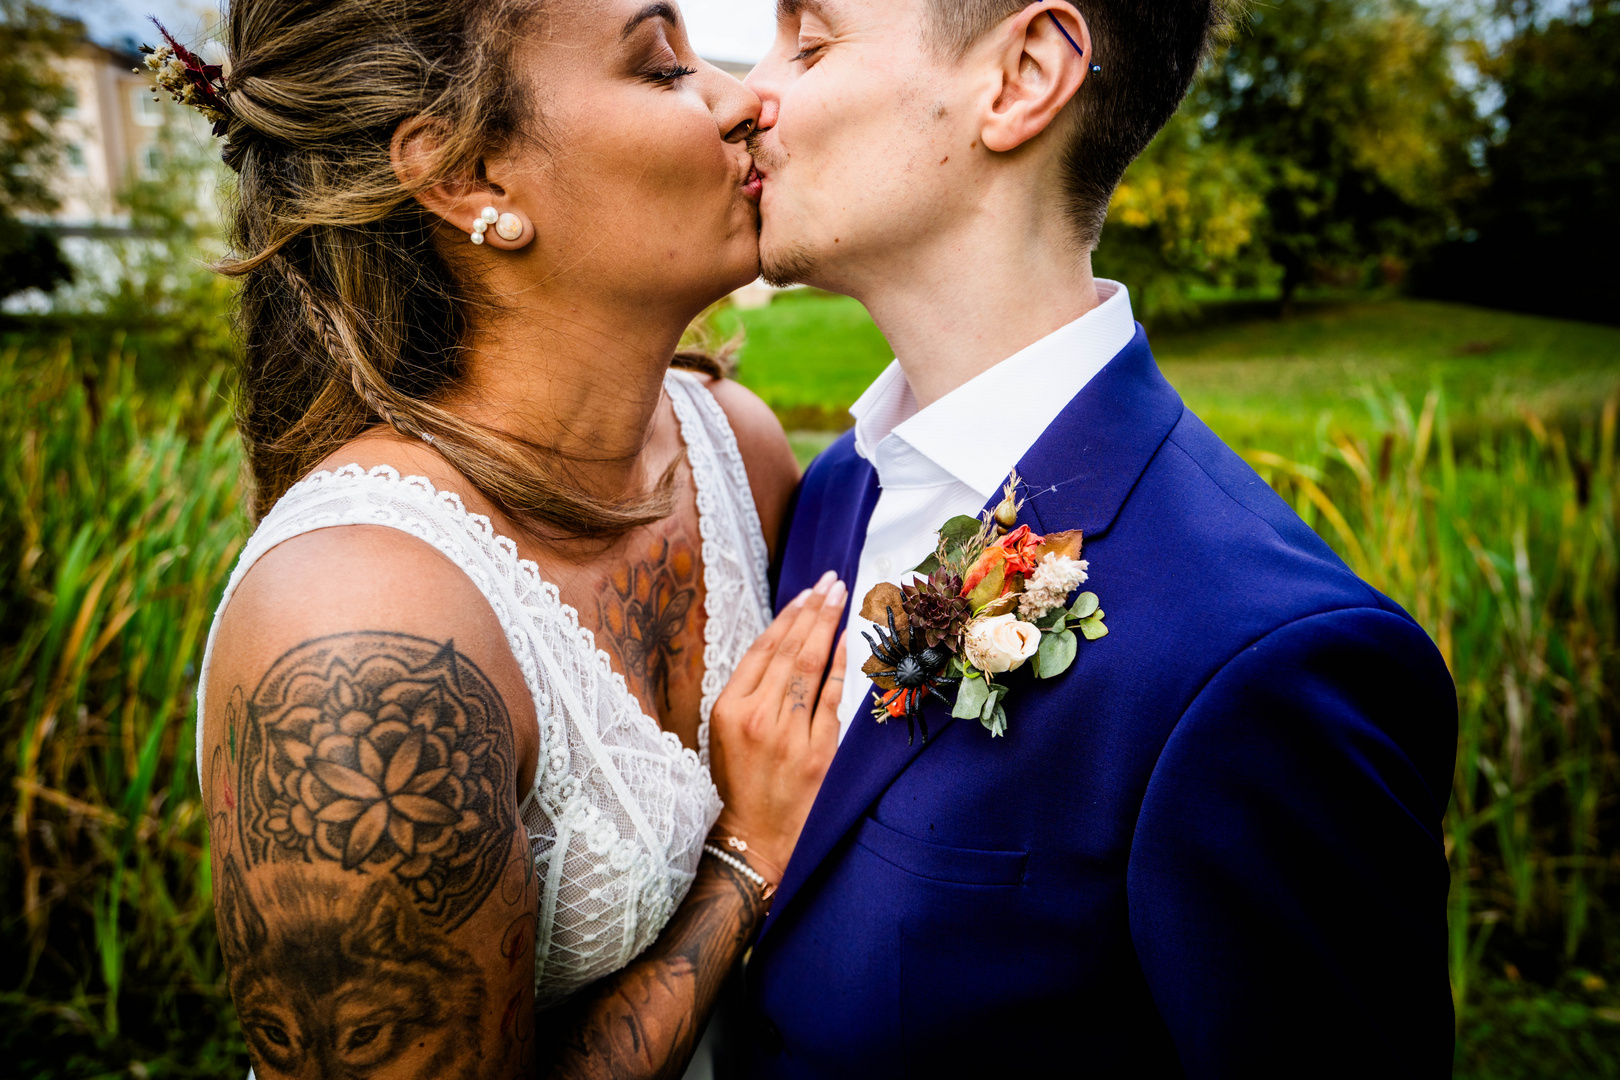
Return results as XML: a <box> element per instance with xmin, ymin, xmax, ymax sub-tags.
<box><xmin>218</xmin><ymin>0</ymin><xmax>722</xmax><ymax>533</ymax></box>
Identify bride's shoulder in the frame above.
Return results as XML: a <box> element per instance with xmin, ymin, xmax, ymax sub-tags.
<box><xmin>206</xmin><ymin>514</ymin><xmax>539</xmax><ymax>778</ymax></box>
<box><xmin>209</xmin><ymin>434</ymin><xmax>537</xmax><ymax>751</ymax></box>
<box><xmin>692</xmin><ymin>375</ymin><xmax>799</xmax><ymax>557</ymax></box>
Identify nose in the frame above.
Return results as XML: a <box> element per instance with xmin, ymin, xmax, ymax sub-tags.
<box><xmin>743</xmin><ymin>60</ymin><xmax>781</xmax><ymax>135</ymax></box>
<box><xmin>718</xmin><ymin>78</ymin><xmax>763</xmax><ymax>145</ymax></box>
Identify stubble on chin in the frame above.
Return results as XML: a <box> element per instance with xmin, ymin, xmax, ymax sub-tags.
<box><xmin>760</xmin><ymin>244</ymin><xmax>817</xmax><ymax>289</ymax></box>
<box><xmin>748</xmin><ymin>132</ymin><xmax>818</xmax><ymax>288</ymax></box>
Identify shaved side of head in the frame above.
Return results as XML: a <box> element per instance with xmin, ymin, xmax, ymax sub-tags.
<box><xmin>925</xmin><ymin>0</ymin><xmax>1226</xmax><ymax>246</ymax></box>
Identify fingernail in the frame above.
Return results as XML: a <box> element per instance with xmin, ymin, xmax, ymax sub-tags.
<box><xmin>824</xmin><ymin>580</ymin><xmax>847</xmax><ymax>606</ymax></box>
<box><xmin>813</xmin><ymin>569</ymin><xmax>837</xmax><ymax>593</ymax></box>
<box><xmin>791</xmin><ymin>588</ymin><xmax>812</xmax><ymax>607</ymax></box>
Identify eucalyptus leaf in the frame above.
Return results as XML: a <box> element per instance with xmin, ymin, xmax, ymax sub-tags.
<box><xmin>953</xmin><ymin>675</ymin><xmax>989</xmax><ymax>720</ymax></box>
<box><xmin>913</xmin><ymin>552</ymin><xmax>942</xmax><ymax>577</ymax></box>
<box><xmin>1069</xmin><ymin>592</ymin><xmax>1100</xmax><ymax>620</ymax></box>
<box><xmin>982</xmin><ymin>702</ymin><xmax>1008</xmax><ymax>738</ymax></box>
<box><xmin>938</xmin><ymin>515</ymin><xmax>983</xmax><ymax>553</ymax></box>
<box><xmin>1078</xmin><ymin>613</ymin><xmax>1109</xmax><ymax>641</ymax></box>
<box><xmin>1035</xmin><ymin>607</ymin><xmax>1067</xmax><ymax>630</ymax></box>
<box><xmin>1036</xmin><ymin>628</ymin><xmax>1078</xmax><ymax>678</ymax></box>
<box><xmin>980</xmin><ymin>682</ymin><xmax>1008</xmax><ymax>721</ymax></box>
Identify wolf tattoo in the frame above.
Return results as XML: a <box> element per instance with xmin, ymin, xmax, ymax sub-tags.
<box><xmin>217</xmin><ymin>860</ymin><xmax>487</xmax><ymax>1080</ymax></box>
<box><xmin>212</xmin><ymin>632</ymin><xmax>526</xmax><ymax>1078</ymax></box>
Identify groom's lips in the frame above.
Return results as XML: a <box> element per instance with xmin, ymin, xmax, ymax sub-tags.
<box><xmin>743</xmin><ymin>165</ymin><xmax>763</xmax><ymax>202</ymax></box>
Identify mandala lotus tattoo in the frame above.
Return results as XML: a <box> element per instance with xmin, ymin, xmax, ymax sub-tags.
<box><xmin>237</xmin><ymin>633</ymin><xmax>516</xmax><ymax>930</ymax></box>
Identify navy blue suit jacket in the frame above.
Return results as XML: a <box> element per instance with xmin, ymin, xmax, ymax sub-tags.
<box><xmin>743</xmin><ymin>328</ymin><xmax>1457</xmax><ymax>1077</ymax></box>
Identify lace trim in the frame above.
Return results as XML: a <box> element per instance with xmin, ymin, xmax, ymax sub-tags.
<box><xmin>666</xmin><ymin>371</ymin><xmax>773</xmax><ymax>763</ymax></box>
<box><xmin>281</xmin><ymin>463</ymin><xmax>712</xmax><ymax>786</ymax></box>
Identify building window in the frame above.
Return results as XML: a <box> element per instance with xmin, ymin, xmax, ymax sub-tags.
<box><xmin>62</xmin><ymin>84</ymin><xmax>79</xmax><ymax>118</ymax></box>
<box><xmin>141</xmin><ymin>144</ymin><xmax>163</xmax><ymax>176</ymax></box>
<box><xmin>65</xmin><ymin>143</ymin><xmax>87</xmax><ymax>174</ymax></box>
<box><xmin>133</xmin><ymin>84</ymin><xmax>164</xmax><ymax>126</ymax></box>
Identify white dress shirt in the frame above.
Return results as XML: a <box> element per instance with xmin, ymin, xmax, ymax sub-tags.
<box><xmin>834</xmin><ymin>280</ymin><xmax>1136</xmax><ymax>740</ymax></box>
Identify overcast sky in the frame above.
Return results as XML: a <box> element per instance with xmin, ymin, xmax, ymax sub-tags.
<box><xmin>53</xmin><ymin>0</ymin><xmax>779</xmax><ymax>63</ymax></box>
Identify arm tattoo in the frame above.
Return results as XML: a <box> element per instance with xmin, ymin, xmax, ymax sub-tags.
<box><xmin>598</xmin><ymin>535</ymin><xmax>700</xmax><ymax>714</ymax></box>
<box><xmin>541</xmin><ymin>857</ymin><xmax>768</xmax><ymax>1080</ymax></box>
<box><xmin>214</xmin><ymin>632</ymin><xmax>528</xmax><ymax>1078</ymax></box>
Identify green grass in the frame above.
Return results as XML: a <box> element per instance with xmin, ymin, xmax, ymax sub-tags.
<box><xmin>723</xmin><ymin>292</ymin><xmax>1620</xmax><ymax>456</ymax></box>
<box><xmin>718</xmin><ymin>291</ymin><xmax>896</xmax><ymax>427</ymax></box>
<box><xmin>1153</xmin><ymin>300</ymin><xmax>1620</xmax><ymax>455</ymax></box>
<box><xmin>2</xmin><ymin>298</ymin><xmax>1617</xmax><ymax>1077</ymax></box>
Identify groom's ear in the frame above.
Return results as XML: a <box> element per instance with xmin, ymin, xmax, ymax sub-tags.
<box><xmin>975</xmin><ymin>2</ymin><xmax>1092</xmax><ymax>155</ymax></box>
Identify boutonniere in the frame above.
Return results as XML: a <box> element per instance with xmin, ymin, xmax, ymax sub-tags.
<box><xmin>859</xmin><ymin>471</ymin><xmax>1108</xmax><ymax>743</ymax></box>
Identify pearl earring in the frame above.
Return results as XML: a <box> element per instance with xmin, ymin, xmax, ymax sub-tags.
<box><xmin>495</xmin><ymin>213</ymin><xmax>523</xmax><ymax>242</ymax></box>
<box><xmin>469</xmin><ymin>206</ymin><xmax>498</xmax><ymax>245</ymax></box>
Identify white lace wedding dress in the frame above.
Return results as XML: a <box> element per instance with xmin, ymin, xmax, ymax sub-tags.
<box><xmin>196</xmin><ymin>369</ymin><xmax>772</xmax><ymax>1014</ymax></box>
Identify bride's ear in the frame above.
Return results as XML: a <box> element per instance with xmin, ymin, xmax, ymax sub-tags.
<box><xmin>390</xmin><ymin>116</ymin><xmax>536</xmax><ymax>251</ymax></box>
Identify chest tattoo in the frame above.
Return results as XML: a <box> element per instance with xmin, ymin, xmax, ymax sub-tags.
<box><xmin>597</xmin><ymin>535</ymin><xmax>701</xmax><ymax>716</ymax></box>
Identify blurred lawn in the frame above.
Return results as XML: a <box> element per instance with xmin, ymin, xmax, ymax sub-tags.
<box><xmin>722</xmin><ymin>291</ymin><xmax>1620</xmax><ymax>464</ymax></box>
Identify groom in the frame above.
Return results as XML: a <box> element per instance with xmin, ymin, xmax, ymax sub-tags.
<box><xmin>737</xmin><ymin>0</ymin><xmax>1457</xmax><ymax>1075</ymax></box>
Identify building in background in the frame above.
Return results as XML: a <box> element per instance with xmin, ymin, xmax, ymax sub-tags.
<box><xmin>51</xmin><ymin>38</ymin><xmax>210</xmax><ymax>232</ymax></box>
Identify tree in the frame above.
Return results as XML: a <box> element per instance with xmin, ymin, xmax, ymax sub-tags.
<box><xmin>1204</xmin><ymin>0</ymin><xmax>1484</xmax><ymax>304</ymax></box>
<box><xmin>1094</xmin><ymin>107</ymin><xmax>1272</xmax><ymax>322</ymax></box>
<box><xmin>1414</xmin><ymin>0</ymin><xmax>1620</xmax><ymax>323</ymax></box>
<box><xmin>0</xmin><ymin>0</ymin><xmax>77</xmax><ymax>299</ymax></box>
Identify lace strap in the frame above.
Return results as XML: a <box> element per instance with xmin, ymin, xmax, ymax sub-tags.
<box><xmin>664</xmin><ymin>371</ymin><xmax>774</xmax><ymax>768</ymax></box>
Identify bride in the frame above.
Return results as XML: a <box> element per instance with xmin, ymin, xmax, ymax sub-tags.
<box><xmin>174</xmin><ymin>0</ymin><xmax>845</xmax><ymax>1076</ymax></box>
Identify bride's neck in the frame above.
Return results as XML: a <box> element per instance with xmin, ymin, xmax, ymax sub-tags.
<box><xmin>448</xmin><ymin>288</ymin><xmax>694</xmax><ymax>497</ymax></box>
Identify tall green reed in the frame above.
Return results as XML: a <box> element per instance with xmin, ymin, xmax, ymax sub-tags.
<box><xmin>1249</xmin><ymin>389</ymin><xmax>1619</xmax><ymax>1040</ymax></box>
<box><xmin>0</xmin><ymin>339</ymin><xmax>247</xmax><ymax>1075</ymax></box>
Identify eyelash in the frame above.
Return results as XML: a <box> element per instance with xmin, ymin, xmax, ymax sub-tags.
<box><xmin>649</xmin><ymin>64</ymin><xmax>697</xmax><ymax>83</ymax></box>
<box><xmin>791</xmin><ymin>43</ymin><xmax>824</xmax><ymax>63</ymax></box>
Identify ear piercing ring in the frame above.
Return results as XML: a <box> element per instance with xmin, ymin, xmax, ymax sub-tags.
<box><xmin>469</xmin><ymin>206</ymin><xmax>498</xmax><ymax>245</ymax></box>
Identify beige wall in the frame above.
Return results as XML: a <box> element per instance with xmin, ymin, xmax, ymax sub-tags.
<box><xmin>51</xmin><ymin>41</ymin><xmax>210</xmax><ymax>228</ymax></box>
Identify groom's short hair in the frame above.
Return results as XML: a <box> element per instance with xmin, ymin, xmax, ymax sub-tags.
<box><xmin>929</xmin><ymin>0</ymin><xmax>1225</xmax><ymax>247</ymax></box>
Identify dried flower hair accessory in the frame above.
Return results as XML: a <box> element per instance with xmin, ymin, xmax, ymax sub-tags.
<box><xmin>137</xmin><ymin>18</ymin><xmax>232</xmax><ymax>137</ymax></box>
<box><xmin>859</xmin><ymin>470</ymin><xmax>1108</xmax><ymax>743</ymax></box>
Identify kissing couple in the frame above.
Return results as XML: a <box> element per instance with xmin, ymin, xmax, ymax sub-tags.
<box><xmin>173</xmin><ymin>0</ymin><xmax>1457</xmax><ymax>1075</ymax></box>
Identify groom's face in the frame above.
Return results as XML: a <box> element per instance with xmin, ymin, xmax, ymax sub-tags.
<box><xmin>746</xmin><ymin>0</ymin><xmax>972</xmax><ymax>291</ymax></box>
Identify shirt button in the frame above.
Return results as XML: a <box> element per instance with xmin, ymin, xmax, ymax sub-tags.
<box><xmin>873</xmin><ymin>555</ymin><xmax>894</xmax><ymax>577</ymax></box>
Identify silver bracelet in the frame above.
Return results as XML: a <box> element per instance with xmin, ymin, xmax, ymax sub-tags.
<box><xmin>702</xmin><ymin>843</ymin><xmax>777</xmax><ymax>901</ymax></box>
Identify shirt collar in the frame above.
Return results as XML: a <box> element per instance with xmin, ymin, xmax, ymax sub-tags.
<box><xmin>848</xmin><ymin>280</ymin><xmax>1136</xmax><ymax>498</ymax></box>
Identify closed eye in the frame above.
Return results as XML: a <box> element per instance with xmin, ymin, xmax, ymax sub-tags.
<box><xmin>649</xmin><ymin>63</ymin><xmax>698</xmax><ymax>83</ymax></box>
<box><xmin>791</xmin><ymin>42</ymin><xmax>826</xmax><ymax>64</ymax></box>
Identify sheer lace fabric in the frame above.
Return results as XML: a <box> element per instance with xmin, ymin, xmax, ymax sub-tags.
<box><xmin>196</xmin><ymin>370</ymin><xmax>772</xmax><ymax>1006</ymax></box>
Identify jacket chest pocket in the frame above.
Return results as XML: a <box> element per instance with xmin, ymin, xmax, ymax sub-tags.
<box><xmin>853</xmin><ymin>815</ymin><xmax>1028</xmax><ymax>886</ymax></box>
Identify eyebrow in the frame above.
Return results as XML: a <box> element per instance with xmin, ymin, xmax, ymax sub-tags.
<box><xmin>778</xmin><ymin>0</ymin><xmax>829</xmax><ymax>18</ymax></box>
<box><xmin>621</xmin><ymin>1</ymin><xmax>678</xmax><ymax>40</ymax></box>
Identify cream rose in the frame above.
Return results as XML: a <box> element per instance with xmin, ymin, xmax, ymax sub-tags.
<box><xmin>963</xmin><ymin>614</ymin><xmax>1041</xmax><ymax>674</ymax></box>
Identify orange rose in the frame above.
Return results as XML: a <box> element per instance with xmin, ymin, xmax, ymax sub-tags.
<box><xmin>996</xmin><ymin>525</ymin><xmax>1043</xmax><ymax>577</ymax></box>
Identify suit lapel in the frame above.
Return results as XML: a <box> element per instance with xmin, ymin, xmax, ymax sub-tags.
<box><xmin>758</xmin><ymin>327</ymin><xmax>1184</xmax><ymax>943</ymax></box>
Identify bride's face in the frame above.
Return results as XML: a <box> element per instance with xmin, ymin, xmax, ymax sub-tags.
<box><xmin>491</xmin><ymin>0</ymin><xmax>764</xmax><ymax>313</ymax></box>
